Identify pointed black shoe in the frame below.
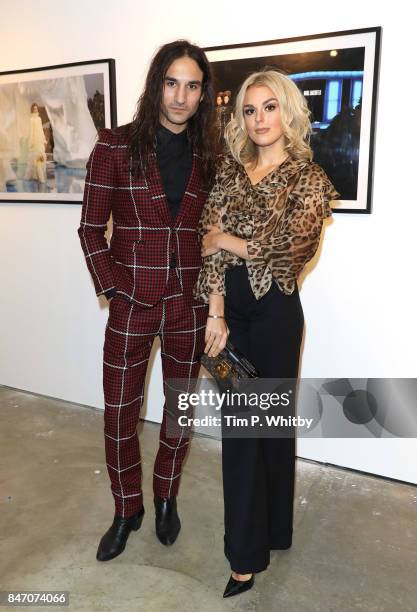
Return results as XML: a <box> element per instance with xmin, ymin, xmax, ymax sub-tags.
<box><xmin>96</xmin><ymin>506</ymin><xmax>145</xmax><ymax>561</ymax></box>
<box><xmin>154</xmin><ymin>495</ymin><xmax>181</xmax><ymax>545</ymax></box>
<box><xmin>223</xmin><ymin>574</ymin><xmax>255</xmax><ymax>598</ymax></box>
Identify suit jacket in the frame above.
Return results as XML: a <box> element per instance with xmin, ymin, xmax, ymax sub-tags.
<box><xmin>78</xmin><ymin>123</ymin><xmax>208</xmax><ymax>307</ymax></box>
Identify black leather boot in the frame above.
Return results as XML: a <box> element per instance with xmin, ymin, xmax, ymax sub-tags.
<box><xmin>223</xmin><ymin>573</ymin><xmax>255</xmax><ymax>598</ymax></box>
<box><xmin>154</xmin><ymin>496</ymin><xmax>181</xmax><ymax>545</ymax></box>
<box><xmin>96</xmin><ymin>506</ymin><xmax>145</xmax><ymax>561</ymax></box>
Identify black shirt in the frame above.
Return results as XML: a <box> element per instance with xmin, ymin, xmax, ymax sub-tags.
<box><xmin>156</xmin><ymin>124</ymin><xmax>192</xmax><ymax>222</ymax></box>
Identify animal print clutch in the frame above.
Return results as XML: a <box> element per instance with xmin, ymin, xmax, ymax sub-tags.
<box><xmin>199</xmin><ymin>341</ymin><xmax>259</xmax><ymax>392</ymax></box>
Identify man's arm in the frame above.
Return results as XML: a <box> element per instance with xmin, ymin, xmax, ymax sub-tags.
<box><xmin>78</xmin><ymin>129</ymin><xmax>116</xmax><ymax>300</ymax></box>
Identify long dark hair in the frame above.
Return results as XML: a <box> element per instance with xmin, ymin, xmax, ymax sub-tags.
<box><xmin>127</xmin><ymin>40</ymin><xmax>217</xmax><ymax>187</ymax></box>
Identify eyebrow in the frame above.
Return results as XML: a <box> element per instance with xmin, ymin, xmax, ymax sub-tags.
<box><xmin>164</xmin><ymin>75</ymin><xmax>202</xmax><ymax>85</ymax></box>
<box><xmin>243</xmin><ymin>97</ymin><xmax>278</xmax><ymax>107</ymax></box>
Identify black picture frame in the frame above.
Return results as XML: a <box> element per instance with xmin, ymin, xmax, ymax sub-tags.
<box><xmin>205</xmin><ymin>27</ymin><xmax>381</xmax><ymax>213</ymax></box>
<box><xmin>0</xmin><ymin>58</ymin><xmax>117</xmax><ymax>204</ymax></box>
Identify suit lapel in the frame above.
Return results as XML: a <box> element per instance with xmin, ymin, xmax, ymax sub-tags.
<box><xmin>174</xmin><ymin>152</ymin><xmax>201</xmax><ymax>228</ymax></box>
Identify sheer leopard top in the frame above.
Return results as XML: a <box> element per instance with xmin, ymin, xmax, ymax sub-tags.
<box><xmin>193</xmin><ymin>153</ymin><xmax>340</xmax><ymax>302</ymax></box>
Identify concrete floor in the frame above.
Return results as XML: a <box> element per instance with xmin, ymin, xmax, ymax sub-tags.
<box><xmin>0</xmin><ymin>386</ymin><xmax>416</xmax><ymax>612</ymax></box>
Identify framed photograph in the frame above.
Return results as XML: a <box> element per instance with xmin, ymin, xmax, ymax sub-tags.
<box><xmin>205</xmin><ymin>27</ymin><xmax>381</xmax><ymax>213</ymax></box>
<box><xmin>0</xmin><ymin>59</ymin><xmax>116</xmax><ymax>204</ymax></box>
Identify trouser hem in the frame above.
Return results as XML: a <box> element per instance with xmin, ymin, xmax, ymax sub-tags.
<box><xmin>225</xmin><ymin>542</ymin><xmax>270</xmax><ymax>574</ymax></box>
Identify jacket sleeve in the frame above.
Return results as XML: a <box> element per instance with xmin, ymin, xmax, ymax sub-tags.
<box><xmin>246</xmin><ymin>165</ymin><xmax>340</xmax><ymax>293</ymax></box>
<box><xmin>193</xmin><ymin>170</ymin><xmax>226</xmax><ymax>303</ymax></box>
<box><xmin>78</xmin><ymin>129</ymin><xmax>116</xmax><ymax>298</ymax></box>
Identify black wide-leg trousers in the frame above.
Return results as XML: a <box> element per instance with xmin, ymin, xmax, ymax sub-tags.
<box><xmin>222</xmin><ymin>265</ymin><xmax>304</xmax><ymax>574</ymax></box>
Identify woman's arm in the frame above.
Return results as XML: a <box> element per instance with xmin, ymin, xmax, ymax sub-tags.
<box><xmin>203</xmin><ymin>165</ymin><xmax>339</xmax><ymax>275</ymax></box>
<box><xmin>194</xmin><ymin>174</ymin><xmax>226</xmax><ymax>303</ymax></box>
<box><xmin>194</xmin><ymin>164</ymin><xmax>230</xmax><ymax>356</ymax></box>
<box><xmin>202</xmin><ymin>224</ymin><xmax>252</xmax><ymax>260</ymax></box>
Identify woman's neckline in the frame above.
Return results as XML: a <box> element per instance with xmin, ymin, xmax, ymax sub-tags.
<box><xmin>242</xmin><ymin>155</ymin><xmax>291</xmax><ymax>187</ymax></box>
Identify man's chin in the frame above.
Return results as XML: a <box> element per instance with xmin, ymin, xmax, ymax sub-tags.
<box><xmin>166</xmin><ymin>114</ymin><xmax>189</xmax><ymax>126</ymax></box>
<box><xmin>160</xmin><ymin>107</ymin><xmax>193</xmax><ymax>129</ymax></box>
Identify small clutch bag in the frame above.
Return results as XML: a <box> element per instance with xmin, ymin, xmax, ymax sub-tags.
<box><xmin>199</xmin><ymin>340</ymin><xmax>259</xmax><ymax>391</ymax></box>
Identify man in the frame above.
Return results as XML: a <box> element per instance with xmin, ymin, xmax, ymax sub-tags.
<box><xmin>78</xmin><ymin>40</ymin><xmax>216</xmax><ymax>561</ymax></box>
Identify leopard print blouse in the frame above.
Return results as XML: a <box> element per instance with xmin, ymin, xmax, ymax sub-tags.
<box><xmin>193</xmin><ymin>153</ymin><xmax>340</xmax><ymax>302</ymax></box>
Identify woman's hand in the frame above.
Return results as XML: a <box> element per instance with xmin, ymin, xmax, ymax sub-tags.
<box><xmin>201</xmin><ymin>224</ymin><xmax>224</xmax><ymax>257</ymax></box>
<box><xmin>204</xmin><ymin>316</ymin><xmax>229</xmax><ymax>357</ymax></box>
<box><xmin>202</xmin><ymin>227</ymin><xmax>252</xmax><ymax>261</ymax></box>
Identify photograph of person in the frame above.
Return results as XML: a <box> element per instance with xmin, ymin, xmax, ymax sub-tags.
<box><xmin>215</xmin><ymin>89</ymin><xmax>233</xmax><ymax>148</ymax></box>
<box><xmin>0</xmin><ymin>68</ymin><xmax>110</xmax><ymax>199</ymax></box>
<box><xmin>24</xmin><ymin>103</ymin><xmax>48</xmax><ymax>183</ymax></box>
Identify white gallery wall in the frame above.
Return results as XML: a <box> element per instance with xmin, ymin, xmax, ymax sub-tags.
<box><xmin>1</xmin><ymin>0</ymin><xmax>416</xmax><ymax>483</ymax></box>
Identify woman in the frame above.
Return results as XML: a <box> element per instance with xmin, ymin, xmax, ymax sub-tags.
<box><xmin>25</xmin><ymin>103</ymin><xmax>47</xmax><ymax>183</ymax></box>
<box><xmin>193</xmin><ymin>70</ymin><xmax>339</xmax><ymax>598</ymax></box>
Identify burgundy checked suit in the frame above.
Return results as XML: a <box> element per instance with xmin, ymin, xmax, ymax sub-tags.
<box><xmin>78</xmin><ymin>124</ymin><xmax>208</xmax><ymax>517</ymax></box>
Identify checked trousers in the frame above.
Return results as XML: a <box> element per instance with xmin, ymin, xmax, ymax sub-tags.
<box><xmin>103</xmin><ymin>269</ymin><xmax>208</xmax><ymax>517</ymax></box>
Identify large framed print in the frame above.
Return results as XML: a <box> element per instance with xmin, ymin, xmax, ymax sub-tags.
<box><xmin>205</xmin><ymin>27</ymin><xmax>381</xmax><ymax>213</ymax></box>
<box><xmin>0</xmin><ymin>59</ymin><xmax>117</xmax><ymax>204</ymax></box>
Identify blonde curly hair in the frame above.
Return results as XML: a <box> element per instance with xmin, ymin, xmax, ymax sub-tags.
<box><xmin>224</xmin><ymin>69</ymin><xmax>312</xmax><ymax>164</ymax></box>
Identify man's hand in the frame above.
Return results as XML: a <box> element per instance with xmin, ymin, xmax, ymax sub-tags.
<box><xmin>201</xmin><ymin>224</ymin><xmax>224</xmax><ymax>257</ymax></box>
<box><xmin>104</xmin><ymin>288</ymin><xmax>117</xmax><ymax>303</ymax></box>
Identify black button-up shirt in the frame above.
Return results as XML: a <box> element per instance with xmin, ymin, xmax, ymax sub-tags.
<box><xmin>156</xmin><ymin>124</ymin><xmax>192</xmax><ymax>222</ymax></box>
